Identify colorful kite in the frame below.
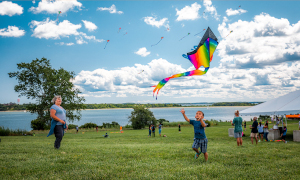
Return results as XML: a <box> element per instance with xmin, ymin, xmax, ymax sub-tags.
<box><xmin>151</xmin><ymin>37</ymin><xmax>164</xmax><ymax>47</ymax></box>
<box><xmin>123</xmin><ymin>32</ymin><xmax>127</xmax><ymax>35</ymax></box>
<box><xmin>194</xmin><ymin>29</ymin><xmax>206</xmax><ymax>36</ymax></box>
<box><xmin>236</xmin><ymin>5</ymin><xmax>241</xmax><ymax>10</ymax></box>
<box><xmin>57</xmin><ymin>11</ymin><xmax>62</xmax><ymax>22</ymax></box>
<box><xmin>165</xmin><ymin>28</ymin><xmax>170</xmax><ymax>31</ymax></box>
<box><xmin>152</xmin><ymin>27</ymin><xmax>219</xmax><ymax>99</ymax></box>
<box><xmin>226</xmin><ymin>30</ymin><xmax>233</xmax><ymax>38</ymax></box>
<box><xmin>118</xmin><ymin>27</ymin><xmax>121</xmax><ymax>33</ymax></box>
<box><xmin>138</xmin><ymin>70</ymin><xmax>144</xmax><ymax>74</ymax></box>
<box><xmin>104</xmin><ymin>40</ymin><xmax>110</xmax><ymax>49</ymax></box>
<box><xmin>179</xmin><ymin>33</ymin><xmax>190</xmax><ymax>41</ymax></box>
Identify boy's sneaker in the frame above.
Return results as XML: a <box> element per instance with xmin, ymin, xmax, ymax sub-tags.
<box><xmin>258</xmin><ymin>140</ymin><xmax>261</xmax><ymax>142</ymax></box>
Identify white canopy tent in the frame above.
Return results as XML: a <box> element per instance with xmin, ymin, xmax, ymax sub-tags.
<box><xmin>240</xmin><ymin>90</ymin><xmax>300</xmax><ymax>116</ymax></box>
<box><xmin>240</xmin><ymin>90</ymin><xmax>300</xmax><ymax>129</ymax></box>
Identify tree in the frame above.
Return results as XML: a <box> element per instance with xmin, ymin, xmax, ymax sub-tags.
<box><xmin>158</xmin><ymin>118</ymin><xmax>169</xmax><ymax>124</ymax></box>
<box><xmin>128</xmin><ymin>105</ymin><xmax>157</xmax><ymax>129</ymax></box>
<box><xmin>8</xmin><ymin>58</ymin><xmax>85</xmax><ymax>129</ymax></box>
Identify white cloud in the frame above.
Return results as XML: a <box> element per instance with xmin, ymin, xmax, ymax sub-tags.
<box><xmin>97</xmin><ymin>4</ymin><xmax>123</xmax><ymax>14</ymax></box>
<box><xmin>181</xmin><ymin>23</ymin><xmax>185</xmax><ymax>27</ymax></box>
<box><xmin>55</xmin><ymin>42</ymin><xmax>74</xmax><ymax>46</ymax></box>
<box><xmin>66</xmin><ymin>42</ymin><xmax>74</xmax><ymax>46</ymax></box>
<box><xmin>32</xmin><ymin>0</ymin><xmax>35</xmax><ymax>4</ymax></box>
<box><xmin>143</xmin><ymin>16</ymin><xmax>169</xmax><ymax>28</ymax></box>
<box><xmin>116</xmin><ymin>93</ymin><xmax>127</xmax><ymax>97</ymax></box>
<box><xmin>0</xmin><ymin>26</ymin><xmax>25</xmax><ymax>37</ymax></box>
<box><xmin>0</xmin><ymin>1</ymin><xmax>23</xmax><ymax>16</ymax></box>
<box><xmin>72</xmin><ymin>58</ymin><xmax>300</xmax><ymax>101</ymax></box>
<box><xmin>75</xmin><ymin>36</ymin><xmax>87</xmax><ymax>44</ymax></box>
<box><xmin>29</xmin><ymin>0</ymin><xmax>82</xmax><ymax>14</ymax></box>
<box><xmin>55</xmin><ymin>42</ymin><xmax>64</xmax><ymax>45</ymax></box>
<box><xmin>203</xmin><ymin>0</ymin><xmax>219</xmax><ymax>20</ymax></box>
<box><xmin>226</xmin><ymin>8</ymin><xmax>247</xmax><ymax>16</ymax></box>
<box><xmin>78</xmin><ymin>32</ymin><xmax>104</xmax><ymax>43</ymax></box>
<box><xmin>30</xmin><ymin>18</ymin><xmax>104</xmax><ymax>44</ymax></box>
<box><xmin>175</xmin><ymin>2</ymin><xmax>201</xmax><ymax>21</ymax></box>
<box><xmin>218</xmin><ymin>13</ymin><xmax>300</xmax><ymax>69</ymax></box>
<box><xmin>73</xmin><ymin>59</ymin><xmax>185</xmax><ymax>96</ymax></box>
<box><xmin>30</xmin><ymin>18</ymin><xmax>82</xmax><ymax>39</ymax></box>
<box><xmin>82</xmin><ymin>20</ymin><xmax>97</xmax><ymax>32</ymax></box>
<box><xmin>135</xmin><ymin>47</ymin><xmax>151</xmax><ymax>57</ymax></box>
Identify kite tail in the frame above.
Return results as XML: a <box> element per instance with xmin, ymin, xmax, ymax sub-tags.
<box><xmin>152</xmin><ymin>68</ymin><xmax>209</xmax><ymax>99</ymax></box>
<box><xmin>104</xmin><ymin>42</ymin><xmax>108</xmax><ymax>49</ymax></box>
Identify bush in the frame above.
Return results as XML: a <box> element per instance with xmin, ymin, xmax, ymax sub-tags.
<box><xmin>0</xmin><ymin>126</ymin><xmax>32</xmax><ymax>136</ymax></box>
<box><xmin>209</xmin><ymin>119</ymin><xmax>219</xmax><ymax>126</ymax></box>
<box><xmin>80</xmin><ymin>122</ymin><xmax>98</xmax><ymax>129</ymax></box>
<box><xmin>31</xmin><ymin>118</ymin><xmax>48</xmax><ymax>130</ymax></box>
<box><xmin>0</xmin><ymin>126</ymin><xmax>10</xmax><ymax>136</ymax></box>
<box><xmin>102</xmin><ymin>122</ymin><xmax>120</xmax><ymax>129</ymax></box>
<box><xmin>125</xmin><ymin>124</ymin><xmax>132</xmax><ymax>128</ymax></box>
<box><xmin>162</xmin><ymin>121</ymin><xmax>190</xmax><ymax>127</ymax></box>
<box><xmin>205</xmin><ymin>120</ymin><xmax>211</xmax><ymax>127</ymax></box>
<box><xmin>68</xmin><ymin>124</ymin><xmax>78</xmax><ymax>129</ymax></box>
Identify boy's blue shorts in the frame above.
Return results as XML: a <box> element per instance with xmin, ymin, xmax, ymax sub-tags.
<box><xmin>159</xmin><ymin>129</ymin><xmax>161</xmax><ymax>134</ymax></box>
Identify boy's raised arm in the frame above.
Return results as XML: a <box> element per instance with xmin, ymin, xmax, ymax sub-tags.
<box><xmin>180</xmin><ymin>108</ymin><xmax>190</xmax><ymax>123</ymax></box>
<box><xmin>200</xmin><ymin>119</ymin><xmax>206</xmax><ymax>127</ymax></box>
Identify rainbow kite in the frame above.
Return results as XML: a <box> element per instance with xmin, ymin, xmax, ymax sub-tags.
<box><xmin>152</xmin><ymin>27</ymin><xmax>218</xmax><ymax>99</ymax></box>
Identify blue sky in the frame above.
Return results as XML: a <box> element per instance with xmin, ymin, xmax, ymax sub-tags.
<box><xmin>1</xmin><ymin>0</ymin><xmax>300</xmax><ymax>104</ymax></box>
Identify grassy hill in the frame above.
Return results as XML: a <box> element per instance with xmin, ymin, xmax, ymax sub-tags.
<box><xmin>0</xmin><ymin>121</ymin><xmax>299</xmax><ymax>179</ymax></box>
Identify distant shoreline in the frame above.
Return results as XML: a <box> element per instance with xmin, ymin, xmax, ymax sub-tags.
<box><xmin>0</xmin><ymin>106</ymin><xmax>251</xmax><ymax>112</ymax></box>
<box><xmin>83</xmin><ymin>106</ymin><xmax>252</xmax><ymax>110</ymax></box>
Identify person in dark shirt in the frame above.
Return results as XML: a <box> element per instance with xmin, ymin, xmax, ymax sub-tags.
<box><xmin>103</xmin><ymin>133</ymin><xmax>109</xmax><ymax>138</ymax></box>
<box><xmin>250</xmin><ymin>117</ymin><xmax>258</xmax><ymax>144</ymax></box>
<box><xmin>152</xmin><ymin>124</ymin><xmax>155</xmax><ymax>137</ymax></box>
<box><xmin>180</xmin><ymin>108</ymin><xmax>208</xmax><ymax>162</ymax></box>
<box><xmin>178</xmin><ymin>124</ymin><xmax>181</xmax><ymax>133</ymax></box>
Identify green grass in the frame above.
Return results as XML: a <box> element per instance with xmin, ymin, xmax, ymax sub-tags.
<box><xmin>1</xmin><ymin>122</ymin><xmax>300</xmax><ymax>179</ymax></box>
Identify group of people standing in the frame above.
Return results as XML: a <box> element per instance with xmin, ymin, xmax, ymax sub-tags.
<box><xmin>231</xmin><ymin>110</ymin><xmax>291</xmax><ymax>145</ymax></box>
<box><xmin>248</xmin><ymin>117</ymin><xmax>269</xmax><ymax>144</ymax></box>
<box><xmin>231</xmin><ymin>111</ymin><xmax>270</xmax><ymax>145</ymax></box>
<box><xmin>148</xmin><ymin>123</ymin><xmax>162</xmax><ymax>137</ymax></box>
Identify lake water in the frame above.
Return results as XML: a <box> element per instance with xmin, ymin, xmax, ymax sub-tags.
<box><xmin>0</xmin><ymin>107</ymin><xmax>251</xmax><ymax>131</ymax></box>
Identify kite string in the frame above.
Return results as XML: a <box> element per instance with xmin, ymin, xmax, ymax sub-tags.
<box><xmin>152</xmin><ymin>68</ymin><xmax>209</xmax><ymax>99</ymax></box>
<box><xmin>151</xmin><ymin>39</ymin><xmax>162</xmax><ymax>47</ymax></box>
<box><xmin>104</xmin><ymin>42</ymin><xmax>109</xmax><ymax>49</ymax></box>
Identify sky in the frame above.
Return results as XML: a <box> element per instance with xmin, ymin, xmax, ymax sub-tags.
<box><xmin>1</xmin><ymin>0</ymin><xmax>300</xmax><ymax>104</ymax></box>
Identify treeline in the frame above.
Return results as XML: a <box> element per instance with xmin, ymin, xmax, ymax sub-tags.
<box><xmin>0</xmin><ymin>104</ymin><xmax>28</xmax><ymax>111</ymax></box>
<box><xmin>212</xmin><ymin>102</ymin><xmax>259</xmax><ymax>106</ymax></box>
<box><xmin>85</xmin><ymin>103</ymin><xmax>182</xmax><ymax>109</ymax></box>
<box><xmin>0</xmin><ymin>102</ymin><xmax>259</xmax><ymax>111</ymax></box>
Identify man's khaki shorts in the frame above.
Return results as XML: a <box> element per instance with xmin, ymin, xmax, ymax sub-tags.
<box><xmin>250</xmin><ymin>133</ymin><xmax>257</xmax><ymax>138</ymax></box>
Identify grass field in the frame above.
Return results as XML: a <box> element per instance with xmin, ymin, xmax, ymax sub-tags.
<box><xmin>1</xmin><ymin>121</ymin><xmax>300</xmax><ymax>179</ymax></box>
